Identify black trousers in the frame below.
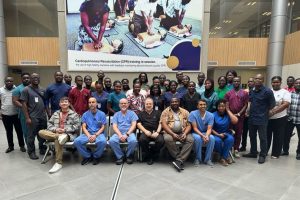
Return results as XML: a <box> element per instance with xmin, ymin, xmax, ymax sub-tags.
<box><xmin>27</xmin><ymin>117</ymin><xmax>47</xmax><ymax>155</ymax></box>
<box><xmin>139</xmin><ymin>132</ymin><xmax>164</xmax><ymax>158</ymax></box>
<box><xmin>267</xmin><ymin>116</ymin><xmax>287</xmax><ymax>157</ymax></box>
<box><xmin>283</xmin><ymin>120</ymin><xmax>300</xmax><ymax>154</ymax></box>
<box><xmin>249</xmin><ymin>123</ymin><xmax>268</xmax><ymax>157</ymax></box>
<box><xmin>241</xmin><ymin>117</ymin><xmax>249</xmax><ymax>148</ymax></box>
<box><xmin>160</xmin><ymin>14</ymin><xmax>178</xmax><ymax>30</ymax></box>
<box><xmin>2</xmin><ymin>114</ymin><xmax>25</xmax><ymax>148</ymax></box>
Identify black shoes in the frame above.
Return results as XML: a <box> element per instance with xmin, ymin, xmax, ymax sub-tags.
<box><xmin>93</xmin><ymin>158</ymin><xmax>101</xmax><ymax>165</ymax></box>
<box><xmin>5</xmin><ymin>147</ymin><xmax>14</xmax><ymax>153</ymax></box>
<box><xmin>126</xmin><ymin>156</ymin><xmax>134</xmax><ymax>164</ymax></box>
<box><xmin>147</xmin><ymin>158</ymin><xmax>154</xmax><ymax>165</ymax></box>
<box><xmin>20</xmin><ymin>146</ymin><xmax>26</xmax><ymax>152</ymax></box>
<box><xmin>239</xmin><ymin>147</ymin><xmax>246</xmax><ymax>152</ymax></box>
<box><xmin>296</xmin><ymin>154</ymin><xmax>300</xmax><ymax>160</ymax></box>
<box><xmin>172</xmin><ymin>160</ymin><xmax>184</xmax><ymax>172</ymax></box>
<box><xmin>81</xmin><ymin>157</ymin><xmax>93</xmax><ymax>165</ymax></box>
<box><xmin>258</xmin><ymin>156</ymin><xmax>266</xmax><ymax>164</ymax></box>
<box><xmin>281</xmin><ymin>151</ymin><xmax>289</xmax><ymax>156</ymax></box>
<box><xmin>29</xmin><ymin>152</ymin><xmax>39</xmax><ymax>160</ymax></box>
<box><xmin>242</xmin><ymin>153</ymin><xmax>258</xmax><ymax>158</ymax></box>
<box><xmin>116</xmin><ymin>157</ymin><xmax>124</xmax><ymax>165</ymax></box>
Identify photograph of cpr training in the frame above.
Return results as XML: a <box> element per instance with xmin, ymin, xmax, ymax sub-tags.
<box><xmin>66</xmin><ymin>0</ymin><xmax>202</xmax><ymax>59</ymax></box>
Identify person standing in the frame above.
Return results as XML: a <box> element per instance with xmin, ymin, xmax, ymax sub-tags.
<box><xmin>91</xmin><ymin>82</ymin><xmax>109</xmax><ymax>114</ymax></box>
<box><xmin>215</xmin><ymin>76</ymin><xmax>229</xmax><ymax>100</ymax></box>
<box><xmin>182</xmin><ymin>81</ymin><xmax>201</xmax><ymax>112</ymax></box>
<box><xmin>284</xmin><ymin>76</ymin><xmax>295</xmax><ymax>93</ymax></box>
<box><xmin>224</xmin><ymin>76</ymin><xmax>248</xmax><ymax>158</ymax></box>
<box><xmin>68</xmin><ymin>75</ymin><xmax>90</xmax><ymax>116</ymax></box>
<box><xmin>201</xmin><ymin>78</ymin><xmax>219</xmax><ymax>112</ymax></box>
<box><xmin>282</xmin><ymin>78</ymin><xmax>300</xmax><ymax>159</ymax></box>
<box><xmin>267</xmin><ymin>76</ymin><xmax>291</xmax><ymax>159</ymax></box>
<box><xmin>240</xmin><ymin>77</ymin><xmax>255</xmax><ymax>151</ymax></box>
<box><xmin>127</xmin><ymin>83</ymin><xmax>146</xmax><ymax>114</ymax></box>
<box><xmin>196</xmin><ymin>72</ymin><xmax>206</xmax><ymax>95</ymax></box>
<box><xmin>12</xmin><ymin>72</ymin><xmax>31</xmax><ymax>145</ymax></box>
<box><xmin>0</xmin><ymin>76</ymin><xmax>25</xmax><ymax>153</ymax></box>
<box><xmin>20</xmin><ymin>73</ymin><xmax>48</xmax><ymax>160</ymax></box>
<box><xmin>45</xmin><ymin>71</ymin><xmax>71</xmax><ymax>117</ymax></box>
<box><xmin>243</xmin><ymin>74</ymin><xmax>275</xmax><ymax>164</ymax></box>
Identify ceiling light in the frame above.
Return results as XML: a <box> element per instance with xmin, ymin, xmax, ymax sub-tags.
<box><xmin>223</xmin><ymin>20</ymin><xmax>232</xmax><ymax>24</ymax></box>
<box><xmin>247</xmin><ymin>1</ymin><xmax>256</xmax><ymax>6</ymax></box>
<box><xmin>214</xmin><ymin>26</ymin><xmax>222</xmax><ymax>30</ymax></box>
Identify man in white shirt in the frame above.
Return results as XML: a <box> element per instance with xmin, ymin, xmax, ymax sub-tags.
<box><xmin>0</xmin><ymin>76</ymin><xmax>25</xmax><ymax>153</ymax></box>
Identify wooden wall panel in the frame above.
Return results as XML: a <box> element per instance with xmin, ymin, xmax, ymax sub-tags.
<box><xmin>284</xmin><ymin>31</ymin><xmax>300</xmax><ymax>65</ymax></box>
<box><xmin>208</xmin><ymin>38</ymin><xmax>268</xmax><ymax>67</ymax></box>
<box><xmin>6</xmin><ymin>37</ymin><xmax>60</xmax><ymax>66</ymax></box>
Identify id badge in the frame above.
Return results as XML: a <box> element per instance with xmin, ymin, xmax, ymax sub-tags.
<box><xmin>35</xmin><ymin>97</ymin><xmax>39</xmax><ymax>103</ymax></box>
<box><xmin>155</xmin><ymin>106</ymin><xmax>158</xmax><ymax>111</ymax></box>
<box><xmin>97</xmin><ymin>103</ymin><xmax>101</xmax><ymax>109</ymax></box>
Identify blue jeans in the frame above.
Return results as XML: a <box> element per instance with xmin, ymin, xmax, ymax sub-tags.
<box><xmin>109</xmin><ymin>133</ymin><xmax>138</xmax><ymax>159</ymax></box>
<box><xmin>74</xmin><ymin>134</ymin><xmax>107</xmax><ymax>159</ymax></box>
<box><xmin>192</xmin><ymin>133</ymin><xmax>215</xmax><ymax>163</ymax></box>
<box><xmin>214</xmin><ymin>133</ymin><xmax>234</xmax><ymax>159</ymax></box>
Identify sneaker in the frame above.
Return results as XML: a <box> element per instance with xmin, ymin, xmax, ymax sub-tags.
<box><xmin>49</xmin><ymin>163</ymin><xmax>62</xmax><ymax>174</ymax></box>
<box><xmin>58</xmin><ymin>134</ymin><xmax>69</xmax><ymax>145</ymax></box>
<box><xmin>172</xmin><ymin>160</ymin><xmax>182</xmax><ymax>172</ymax></box>
<box><xmin>271</xmin><ymin>156</ymin><xmax>279</xmax><ymax>159</ymax></box>
<box><xmin>219</xmin><ymin>159</ymin><xmax>228</xmax><ymax>166</ymax></box>
<box><xmin>193</xmin><ymin>159</ymin><xmax>200</xmax><ymax>167</ymax></box>
<box><xmin>20</xmin><ymin>146</ymin><xmax>26</xmax><ymax>152</ymax></box>
<box><xmin>29</xmin><ymin>152</ymin><xmax>39</xmax><ymax>160</ymax></box>
<box><xmin>258</xmin><ymin>156</ymin><xmax>266</xmax><ymax>164</ymax></box>
<box><xmin>296</xmin><ymin>154</ymin><xmax>300</xmax><ymax>160</ymax></box>
<box><xmin>242</xmin><ymin>153</ymin><xmax>258</xmax><ymax>158</ymax></box>
<box><xmin>226</xmin><ymin>157</ymin><xmax>233</xmax><ymax>164</ymax></box>
<box><xmin>233</xmin><ymin>150</ymin><xmax>240</xmax><ymax>158</ymax></box>
<box><xmin>116</xmin><ymin>157</ymin><xmax>124</xmax><ymax>165</ymax></box>
<box><xmin>126</xmin><ymin>156</ymin><xmax>134</xmax><ymax>164</ymax></box>
<box><xmin>206</xmin><ymin>160</ymin><xmax>214</xmax><ymax>167</ymax></box>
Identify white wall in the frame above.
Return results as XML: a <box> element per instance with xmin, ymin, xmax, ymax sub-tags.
<box><xmin>282</xmin><ymin>63</ymin><xmax>300</xmax><ymax>82</ymax></box>
<box><xmin>185</xmin><ymin>0</ymin><xmax>203</xmax><ymax>21</ymax></box>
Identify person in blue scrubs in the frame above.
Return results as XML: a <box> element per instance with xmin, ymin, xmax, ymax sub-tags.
<box><xmin>212</xmin><ymin>99</ymin><xmax>238</xmax><ymax>166</ymax></box>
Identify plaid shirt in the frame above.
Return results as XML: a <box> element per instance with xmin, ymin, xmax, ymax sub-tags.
<box><xmin>288</xmin><ymin>92</ymin><xmax>300</xmax><ymax>124</ymax></box>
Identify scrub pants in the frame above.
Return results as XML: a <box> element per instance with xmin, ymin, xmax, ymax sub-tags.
<box><xmin>193</xmin><ymin>133</ymin><xmax>215</xmax><ymax>163</ymax></box>
<box><xmin>109</xmin><ymin>133</ymin><xmax>138</xmax><ymax>159</ymax></box>
<box><xmin>74</xmin><ymin>134</ymin><xmax>107</xmax><ymax>159</ymax></box>
<box><xmin>214</xmin><ymin>133</ymin><xmax>234</xmax><ymax>159</ymax></box>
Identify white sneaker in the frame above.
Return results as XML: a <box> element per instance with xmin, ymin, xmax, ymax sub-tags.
<box><xmin>234</xmin><ymin>150</ymin><xmax>240</xmax><ymax>158</ymax></box>
<box><xmin>49</xmin><ymin>163</ymin><xmax>62</xmax><ymax>174</ymax></box>
<box><xmin>206</xmin><ymin>160</ymin><xmax>214</xmax><ymax>167</ymax></box>
<box><xmin>58</xmin><ymin>134</ymin><xmax>68</xmax><ymax>145</ymax></box>
<box><xmin>194</xmin><ymin>159</ymin><xmax>201</xmax><ymax>167</ymax></box>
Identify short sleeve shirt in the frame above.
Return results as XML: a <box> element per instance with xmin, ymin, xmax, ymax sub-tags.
<box><xmin>213</xmin><ymin>111</ymin><xmax>230</xmax><ymax>134</ymax></box>
<box><xmin>134</xmin><ymin>0</ymin><xmax>157</xmax><ymax>16</ymax></box>
<box><xmin>0</xmin><ymin>86</ymin><xmax>17</xmax><ymax>115</ymax></box>
<box><xmin>138</xmin><ymin>110</ymin><xmax>161</xmax><ymax>132</ymax></box>
<box><xmin>82</xmin><ymin>110</ymin><xmax>107</xmax><ymax>135</ymax></box>
<box><xmin>166</xmin><ymin>0</ymin><xmax>186</xmax><ymax>18</ymax></box>
<box><xmin>12</xmin><ymin>84</ymin><xmax>25</xmax><ymax>116</ymax></box>
<box><xmin>112</xmin><ymin>110</ymin><xmax>138</xmax><ymax>134</ymax></box>
<box><xmin>92</xmin><ymin>91</ymin><xmax>109</xmax><ymax>114</ymax></box>
<box><xmin>188</xmin><ymin>110</ymin><xmax>214</xmax><ymax>133</ymax></box>
<box><xmin>45</xmin><ymin>83</ymin><xmax>71</xmax><ymax>112</ymax></box>
<box><xmin>270</xmin><ymin>89</ymin><xmax>291</xmax><ymax>119</ymax></box>
<box><xmin>108</xmin><ymin>92</ymin><xmax>126</xmax><ymax>112</ymax></box>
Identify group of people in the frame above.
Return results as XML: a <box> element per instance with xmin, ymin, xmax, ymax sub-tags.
<box><xmin>1</xmin><ymin>69</ymin><xmax>299</xmax><ymax>174</ymax></box>
<box><xmin>77</xmin><ymin>0</ymin><xmax>191</xmax><ymax>50</ymax></box>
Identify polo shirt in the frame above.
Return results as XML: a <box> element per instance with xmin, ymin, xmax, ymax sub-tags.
<box><xmin>249</xmin><ymin>86</ymin><xmax>275</xmax><ymax>125</ymax></box>
<box><xmin>112</xmin><ymin>110</ymin><xmax>138</xmax><ymax>134</ymax></box>
<box><xmin>188</xmin><ymin>110</ymin><xmax>214</xmax><ymax>133</ymax></box>
<box><xmin>45</xmin><ymin>83</ymin><xmax>71</xmax><ymax>112</ymax></box>
<box><xmin>0</xmin><ymin>86</ymin><xmax>17</xmax><ymax>115</ymax></box>
<box><xmin>138</xmin><ymin>110</ymin><xmax>161</xmax><ymax>132</ymax></box>
<box><xmin>82</xmin><ymin>109</ymin><xmax>107</xmax><ymax>134</ymax></box>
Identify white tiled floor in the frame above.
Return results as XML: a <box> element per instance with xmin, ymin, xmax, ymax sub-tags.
<box><xmin>0</xmin><ymin>121</ymin><xmax>299</xmax><ymax>200</ymax></box>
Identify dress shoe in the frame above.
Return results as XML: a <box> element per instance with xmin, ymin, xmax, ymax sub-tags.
<box><xmin>258</xmin><ymin>156</ymin><xmax>266</xmax><ymax>164</ymax></box>
<box><xmin>29</xmin><ymin>153</ymin><xmax>39</xmax><ymax>160</ymax></box>
<box><xmin>296</xmin><ymin>154</ymin><xmax>300</xmax><ymax>160</ymax></box>
<box><xmin>126</xmin><ymin>156</ymin><xmax>134</xmax><ymax>164</ymax></box>
<box><xmin>5</xmin><ymin>147</ymin><xmax>14</xmax><ymax>153</ymax></box>
<box><xmin>242</xmin><ymin>153</ymin><xmax>257</xmax><ymax>158</ymax></box>
<box><xmin>147</xmin><ymin>158</ymin><xmax>154</xmax><ymax>165</ymax></box>
<box><xmin>116</xmin><ymin>157</ymin><xmax>124</xmax><ymax>165</ymax></box>
<box><xmin>20</xmin><ymin>146</ymin><xmax>26</xmax><ymax>152</ymax></box>
<box><xmin>81</xmin><ymin>157</ymin><xmax>92</xmax><ymax>165</ymax></box>
<box><xmin>281</xmin><ymin>151</ymin><xmax>289</xmax><ymax>156</ymax></box>
<box><xmin>93</xmin><ymin>158</ymin><xmax>101</xmax><ymax>165</ymax></box>
<box><xmin>239</xmin><ymin>146</ymin><xmax>246</xmax><ymax>152</ymax></box>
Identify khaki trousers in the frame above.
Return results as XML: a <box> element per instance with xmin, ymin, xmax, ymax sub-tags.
<box><xmin>163</xmin><ymin>133</ymin><xmax>194</xmax><ymax>162</ymax></box>
<box><xmin>38</xmin><ymin>130</ymin><xmax>68</xmax><ymax>164</ymax></box>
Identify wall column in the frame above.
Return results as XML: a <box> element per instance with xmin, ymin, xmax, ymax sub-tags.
<box><xmin>266</xmin><ymin>0</ymin><xmax>288</xmax><ymax>86</ymax></box>
<box><xmin>201</xmin><ymin>0</ymin><xmax>211</xmax><ymax>74</ymax></box>
<box><xmin>0</xmin><ymin>0</ymin><xmax>8</xmax><ymax>81</ymax></box>
<box><xmin>57</xmin><ymin>0</ymin><xmax>68</xmax><ymax>74</ymax></box>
